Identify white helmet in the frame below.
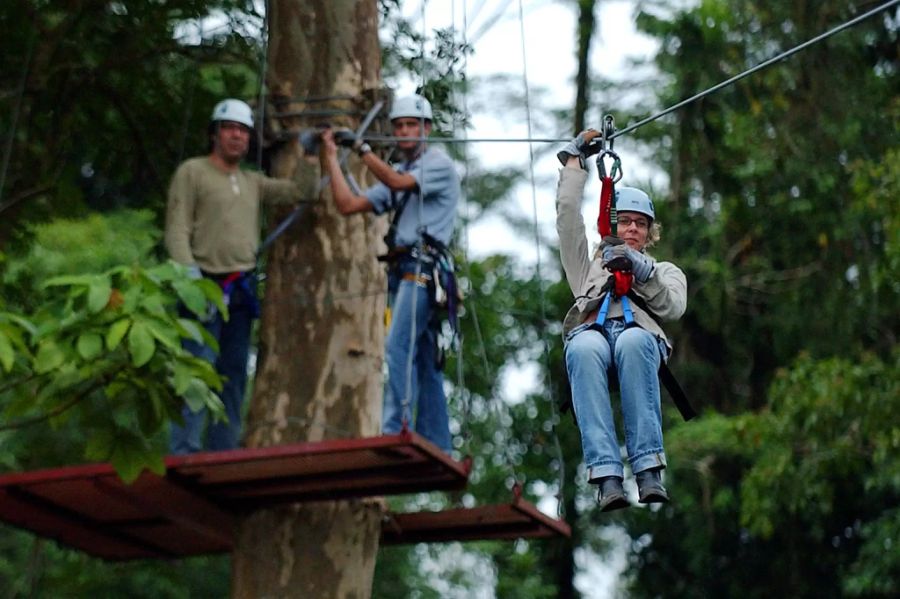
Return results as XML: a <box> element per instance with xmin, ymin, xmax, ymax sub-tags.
<box><xmin>615</xmin><ymin>187</ymin><xmax>655</xmax><ymax>221</ymax></box>
<box><xmin>388</xmin><ymin>94</ymin><xmax>433</xmax><ymax>121</ymax></box>
<box><xmin>211</xmin><ymin>99</ymin><xmax>254</xmax><ymax>128</ymax></box>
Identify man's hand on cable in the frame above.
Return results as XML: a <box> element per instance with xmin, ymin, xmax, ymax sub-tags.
<box><xmin>556</xmin><ymin>128</ymin><xmax>602</xmax><ymax>167</ymax></box>
<box><xmin>602</xmin><ymin>241</ymin><xmax>655</xmax><ymax>283</ymax></box>
<box><xmin>319</xmin><ymin>128</ymin><xmax>339</xmax><ymax>159</ymax></box>
<box><xmin>333</xmin><ymin>128</ymin><xmax>372</xmax><ymax>156</ymax></box>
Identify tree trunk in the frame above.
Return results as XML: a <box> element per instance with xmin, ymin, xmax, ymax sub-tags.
<box><xmin>573</xmin><ymin>0</ymin><xmax>597</xmax><ymax>134</ymax></box>
<box><xmin>231</xmin><ymin>2</ymin><xmax>385</xmax><ymax>597</ymax></box>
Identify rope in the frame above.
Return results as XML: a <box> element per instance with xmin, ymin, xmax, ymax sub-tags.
<box><xmin>398</xmin><ymin>0</ymin><xmax>432</xmax><ymax>429</ymax></box>
<box><xmin>610</xmin><ymin>0</ymin><xmax>900</xmax><ymax>140</ymax></box>
<box><xmin>457</xmin><ymin>0</ymin><xmax>474</xmax><ymax>458</ymax></box>
<box><xmin>366</xmin><ymin>135</ymin><xmax>570</xmax><ymax>144</ymax></box>
<box><xmin>517</xmin><ymin>0</ymin><xmax>567</xmax><ymax>518</ymax></box>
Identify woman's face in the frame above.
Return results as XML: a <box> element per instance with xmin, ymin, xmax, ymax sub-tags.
<box><xmin>617</xmin><ymin>211</ymin><xmax>650</xmax><ymax>250</ymax></box>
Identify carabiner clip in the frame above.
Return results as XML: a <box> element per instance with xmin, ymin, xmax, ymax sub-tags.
<box><xmin>596</xmin><ymin>149</ymin><xmax>623</xmax><ymax>182</ymax></box>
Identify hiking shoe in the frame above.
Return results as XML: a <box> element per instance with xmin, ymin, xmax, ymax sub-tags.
<box><xmin>635</xmin><ymin>468</ymin><xmax>669</xmax><ymax>504</ymax></box>
<box><xmin>597</xmin><ymin>476</ymin><xmax>629</xmax><ymax>512</ymax></box>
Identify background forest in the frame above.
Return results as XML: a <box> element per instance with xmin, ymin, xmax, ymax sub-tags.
<box><xmin>1</xmin><ymin>0</ymin><xmax>898</xmax><ymax>597</ymax></box>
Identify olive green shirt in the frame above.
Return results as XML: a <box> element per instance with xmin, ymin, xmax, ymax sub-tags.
<box><xmin>165</xmin><ymin>156</ymin><xmax>299</xmax><ymax>273</ymax></box>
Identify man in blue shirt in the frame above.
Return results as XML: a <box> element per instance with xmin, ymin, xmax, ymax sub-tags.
<box><xmin>321</xmin><ymin>94</ymin><xmax>460</xmax><ymax>452</ymax></box>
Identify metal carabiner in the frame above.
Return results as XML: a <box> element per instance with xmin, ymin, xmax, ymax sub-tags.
<box><xmin>596</xmin><ymin>149</ymin><xmax>623</xmax><ymax>183</ymax></box>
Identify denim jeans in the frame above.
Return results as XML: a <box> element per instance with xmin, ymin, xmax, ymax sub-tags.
<box><xmin>382</xmin><ymin>260</ymin><xmax>451</xmax><ymax>452</ymax></box>
<box><xmin>169</xmin><ymin>275</ymin><xmax>255</xmax><ymax>455</ymax></box>
<box><xmin>564</xmin><ymin>318</ymin><xmax>668</xmax><ymax>480</ymax></box>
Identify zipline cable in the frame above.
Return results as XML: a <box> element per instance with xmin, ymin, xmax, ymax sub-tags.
<box><xmin>610</xmin><ymin>0</ymin><xmax>900</xmax><ymax>140</ymax></box>
<box><xmin>363</xmin><ymin>0</ymin><xmax>900</xmax><ymax>147</ymax></box>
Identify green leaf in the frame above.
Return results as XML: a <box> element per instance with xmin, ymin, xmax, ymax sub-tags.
<box><xmin>106</xmin><ymin>318</ymin><xmax>131</xmax><ymax>350</ymax></box>
<box><xmin>34</xmin><ymin>340</ymin><xmax>66</xmax><ymax>374</ymax></box>
<box><xmin>140</xmin><ymin>293</ymin><xmax>168</xmax><ymax>316</ymax></box>
<box><xmin>195</xmin><ymin>278</ymin><xmax>228</xmax><ymax>320</ymax></box>
<box><xmin>0</xmin><ymin>332</ymin><xmax>14</xmax><ymax>372</ymax></box>
<box><xmin>172</xmin><ymin>280</ymin><xmax>207</xmax><ymax>317</ymax></box>
<box><xmin>171</xmin><ymin>361</ymin><xmax>193</xmax><ymax>394</ymax></box>
<box><xmin>42</xmin><ymin>274</ymin><xmax>96</xmax><ymax>288</ymax></box>
<box><xmin>182</xmin><ymin>378</ymin><xmax>210</xmax><ymax>413</ymax></box>
<box><xmin>144</xmin><ymin>318</ymin><xmax>181</xmax><ymax>352</ymax></box>
<box><xmin>146</xmin><ymin>260</ymin><xmax>179</xmax><ymax>283</ymax></box>
<box><xmin>87</xmin><ymin>278</ymin><xmax>112</xmax><ymax>313</ymax></box>
<box><xmin>122</xmin><ymin>285</ymin><xmax>143</xmax><ymax>313</ymax></box>
<box><xmin>76</xmin><ymin>332</ymin><xmax>104</xmax><ymax>360</ymax></box>
<box><xmin>127</xmin><ymin>320</ymin><xmax>155</xmax><ymax>367</ymax></box>
<box><xmin>0</xmin><ymin>312</ymin><xmax>37</xmax><ymax>335</ymax></box>
<box><xmin>176</xmin><ymin>318</ymin><xmax>204</xmax><ymax>343</ymax></box>
<box><xmin>108</xmin><ymin>434</ymin><xmax>156</xmax><ymax>483</ymax></box>
<box><xmin>84</xmin><ymin>429</ymin><xmax>114</xmax><ymax>462</ymax></box>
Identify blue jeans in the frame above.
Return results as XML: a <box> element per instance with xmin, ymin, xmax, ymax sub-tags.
<box><xmin>564</xmin><ymin>319</ymin><xmax>667</xmax><ymax>480</ymax></box>
<box><xmin>169</xmin><ymin>275</ymin><xmax>255</xmax><ymax>455</ymax></box>
<box><xmin>383</xmin><ymin>261</ymin><xmax>451</xmax><ymax>452</ymax></box>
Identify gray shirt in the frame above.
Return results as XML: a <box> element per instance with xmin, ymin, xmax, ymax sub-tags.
<box><xmin>365</xmin><ymin>146</ymin><xmax>459</xmax><ymax>247</ymax></box>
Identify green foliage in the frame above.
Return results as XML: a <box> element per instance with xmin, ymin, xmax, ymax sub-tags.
<box><xmin>626</xmin><ymin>351</ymin><xmax>899</xmax><ymax>598</ymax></box>
<box><xmin>0</xmin><ymin>528</ymin><xmax>230</xmax><ymax>599</ymax></box>
<box><xmin>380</xmin><ymin>8</ymin><xmax>472</xmax><ymax>134</ymax></box>
<box><xmin>0</xmin><ymin>260</ymin><xmax>225</xmax><ymax>482</ymax></box>
<box><xmin>0</xmin><ymin>0</ymin><xmax>263</xmax><ymax>249</ymax></box>
<box><xmin>635</xmin><ymin>0</ymin><xmax>900</xmax><ymax>411</ymax></box>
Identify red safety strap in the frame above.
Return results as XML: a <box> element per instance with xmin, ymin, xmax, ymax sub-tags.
<box><xmin>220</xmin><ymin>272</ymin><xmax>242</xmax><ymax>288</ymax></box>
<box><xmin>597</xmin><ymin>176</ymin><xmax>614</xmax><ymax>237</ymax></box>
<box><xmin>613</xmin><ymin>270</ymin><xmax>633</xmax><ymax>297</ymax></box>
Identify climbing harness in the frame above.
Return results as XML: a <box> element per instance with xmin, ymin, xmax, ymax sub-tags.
<box><xmin>207</xmin><ymin>270</ymin><xmax>260</xmax><ymax>319</ymax></box>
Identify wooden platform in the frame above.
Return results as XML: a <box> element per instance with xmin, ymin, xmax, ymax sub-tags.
<box><xmin>381</xmin><ymin>498</ymin><xmax>571</xmax><ymax>544</ymax></box>
<box><xmin>0</xmin><ymin>432</ymin><xmax>471</xmax><ymax>560</ymax></box>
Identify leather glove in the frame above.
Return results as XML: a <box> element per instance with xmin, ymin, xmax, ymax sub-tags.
<box><xmin>602</xmin><ymin>242</ymin><xmax>655</xmax><ymax>283</ymax></box>
<box><xmin>298</xmin><ymin>129</ymin><xmax>321</xmax><ymax>155</ymax></box>
<box><xmin>556</xmin><ymin>129</ymin><xmax>602</xmax><ymax>167</ymax></box>
<box><xmin>333</xmin><ymin>128</ymin><xmax>371</xmax><ymax>156</ymax></box>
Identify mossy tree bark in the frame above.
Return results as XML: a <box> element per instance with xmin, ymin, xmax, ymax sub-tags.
<box><xmin>231</xmin><ymin>2</ymin><xmax>386</xmax><ymax>597</ymax></box>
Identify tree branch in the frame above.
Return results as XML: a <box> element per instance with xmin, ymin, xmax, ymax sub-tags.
<box><xmin>0</xmin><ymin>367</ymin><xmax>122</xmax><ymax>432</ymax></box>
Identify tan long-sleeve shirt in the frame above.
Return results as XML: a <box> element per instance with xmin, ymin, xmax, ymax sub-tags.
<box><xmin>556</xmin><ymin>166</ymin><xmax>687</xmax><ymax>351</ymax></box>
<box><xmin>164</xmin><ymin>156</ymin><xmax>299</xmax><ymax>273</ymax></box>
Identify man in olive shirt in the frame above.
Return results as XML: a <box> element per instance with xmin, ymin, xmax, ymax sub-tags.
<box><xmin>165</xmin><ymin>98</ymin><xmax>299</xmax><ymax>454</ymax></box>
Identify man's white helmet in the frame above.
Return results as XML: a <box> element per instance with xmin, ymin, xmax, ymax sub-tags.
<box><xmin>388</xmin><ymin>94</ymin><xmax>433</xmax><ymax>121</ymax></box>
<box><xmin>615</xmin><ymin>187</ymin><xmax>655</xmax><ymax>221</ymax></box>
<box><xmin>211</xmin><ymin>99</ymin><xmax>254</xmax><ymax>128</ymax></box>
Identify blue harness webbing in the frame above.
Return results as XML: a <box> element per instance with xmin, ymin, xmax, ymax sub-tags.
<box><xmin>594</xmin><ymin>292</ymin><xmax>635</xmax><ymax>328</ymax></box>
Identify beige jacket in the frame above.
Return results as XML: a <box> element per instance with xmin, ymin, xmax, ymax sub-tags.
<box><xmin>164</xmin><ymin>157</ymin><xmax>299</xmax><ymax>273</ymax></box>
<box><xmin>556</xmin><ymin>166</ymin><xmax>687</xmax><ymax>351</ymax></box>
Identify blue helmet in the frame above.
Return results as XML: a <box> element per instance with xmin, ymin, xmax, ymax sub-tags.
<box><xmin>615</xmin><ymin>187</ymin><xmax>655</xmax><ymax>221</ymax></box>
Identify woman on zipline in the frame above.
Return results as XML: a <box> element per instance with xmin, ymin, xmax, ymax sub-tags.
<box><xmin>555</xmin><ymin>130</ymin><xmax>687</xmax><ymax>511</ymax></box>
